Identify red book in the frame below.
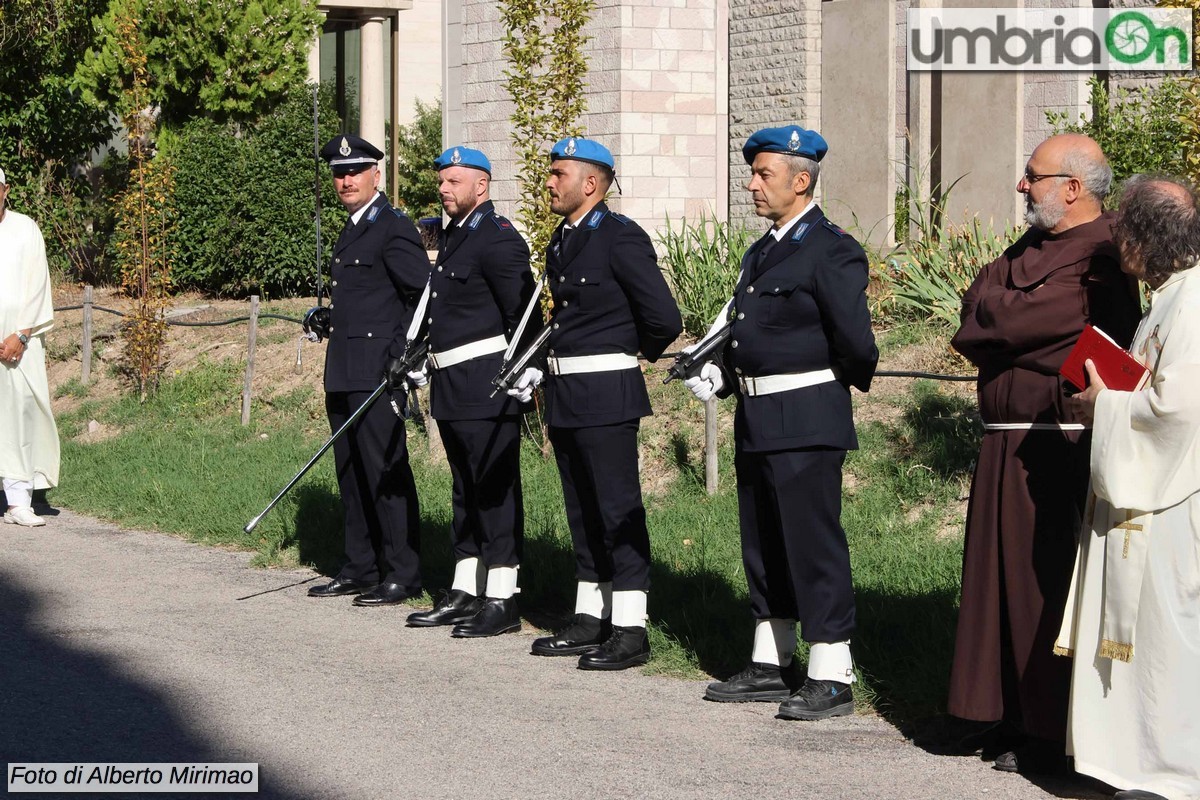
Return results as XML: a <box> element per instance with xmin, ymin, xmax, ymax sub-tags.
<box><xmin>1060</xmin><ymin>324</ymin><xmax>1150</xmax><ymax>392</ymax></box>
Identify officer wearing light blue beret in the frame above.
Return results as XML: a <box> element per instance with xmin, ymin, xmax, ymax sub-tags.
<box><xmin>403</xmin><ymin>145</ymin><xmax>536</xmax><ymax>638</ymax></box>
<box><xmin>511</xmin><ymin>136</ymin><xmax>682</xmax><ymax>670</ymax></box>
<box><xmin>682</xmin><ymin>125</ymin><xmax>878</xmax><ymax>719</ymax></box>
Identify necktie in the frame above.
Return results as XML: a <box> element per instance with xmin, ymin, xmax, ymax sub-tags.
<box><xmin>753</xmin><ymin>234</ymin><xmax>777</xmax><ymax>276</ymax></box>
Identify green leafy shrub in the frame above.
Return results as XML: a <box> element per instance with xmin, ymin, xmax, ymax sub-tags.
<box><xmin>392</xmin><ymin>98</ymin><xmax>442</xmax><ymax>220</ymax></box>
<box><xmin>1046</xmin><ymin>76</ymin><xmax>1188</xmax><ymax>188</ymax></box>
<box><xmin>169</xmin><ymin>82</ymin><xmax>344</xmax><ymax>297</ymax></box>
<box><xmin>657</xmin><ymin>216</ymin><xmax>756</xmax><ymax>337</ymax></box>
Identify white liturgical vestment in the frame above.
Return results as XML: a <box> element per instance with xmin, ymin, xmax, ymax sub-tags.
<box><xmin>0</xmin><ymin>208</ymin><xmax>60</xmax><ymax>490</ymax></box>
<box><xmin>1057</xmin><ymin>264</ymin><xmax>1200</xmax><ymax>800</ymax></box>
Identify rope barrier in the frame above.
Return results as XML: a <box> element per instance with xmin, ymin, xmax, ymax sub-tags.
<box><xmin>52</xmin><ymin>303</ymin><xmax>977</xmax><ymax>382</ymax></box>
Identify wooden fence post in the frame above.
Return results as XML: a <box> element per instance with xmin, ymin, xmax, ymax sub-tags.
<box><xmin>241</xmin><ymin>295</ymin><xmax>259</xmax><ymax>426</ymax></box>
<box><xmin>705</xmin><ymin>396</ymin><xmax>719</xmax><ymax>494</ymax></box>
<box><xmin>81</xmin><ymin>285</ymin><xmax>93</xmax><ymax>385</ymax></box>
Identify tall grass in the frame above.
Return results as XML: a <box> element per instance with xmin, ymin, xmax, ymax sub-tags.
<box><xmin>657</xmin><ymin>215</ymin><xmax>757</xmax><ymax>337</ymax></box>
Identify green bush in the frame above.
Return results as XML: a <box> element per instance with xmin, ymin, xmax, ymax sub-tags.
<box><xmin>657</xmin><ymin>216</ymin><xmax>756</xmax><ymax>337</ymax></box>
<box><xmin>1047</xmin><ymin>76</ymin><xmax>1188</xmax><ymax>188</ymax></box>
<box><xmin>169</xmin><ymin>82</ymin><xmax>345</xmax><ymax>297</ymax></box>
<box><xmin>392</xmin><ymin>98</ymin><xmax>442</xmax><ymax>220</ymax></box>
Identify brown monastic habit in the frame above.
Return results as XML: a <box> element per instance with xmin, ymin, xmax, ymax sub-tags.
<box><xmin>947</xmin><ymin>211</ymin><xmax>1141</xmax><ymax>742</ymax></box>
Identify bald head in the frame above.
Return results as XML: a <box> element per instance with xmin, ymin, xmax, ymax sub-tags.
<box><xmin>1019</xmin><ymin>133</ymin><xmax>1112</xmax><ymax>233</ymax></box>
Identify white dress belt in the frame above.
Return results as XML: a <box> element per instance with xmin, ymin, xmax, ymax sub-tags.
<box><xmin>547</xmin><ymin>353</ymin><xmax>639</xmax><ymax>375</ymax></box>
<box><xmin>427</xmin><ymin>335</ymin><xmax>508</xmax><ymax>369</ymax></box>
<box><xmin>738</xmin><ymin>368</ymin><xmax>836</xmax><ymax>397</ymax></box>
<box><xmin>983</xmin><ymin>422</ymin><xmax>1088</xmax><ymax>431</ymax></box>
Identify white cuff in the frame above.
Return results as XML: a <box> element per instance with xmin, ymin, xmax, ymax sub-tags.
<box><xmin>451</xmin><ymin>557</ymin><xmax>484</xmax><ymax>595</ymax></box>
<box><xmin>807</xmin><ymin>641</ymin><xmax>855</xmax><ymax>683</ymax></box>
<box><xmin>611</xmin><ymin>590</ymin><xmax>648</xmax><ymax>628</ymax></box>
<box><xmin>751</xmin><ymin>618</ymin><xmax>797</xmax><ymax>667</ymax></box>
<box><xmin>574</xmin><ymin>581</ymin><xmax>612</xmax><ymax>619</ymax></box>
<box><xmin>485</xmin><ymin>565</ymin><xmax>520</xmax><ymax>599</ymax></box>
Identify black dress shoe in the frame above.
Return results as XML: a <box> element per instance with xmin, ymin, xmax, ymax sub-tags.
<box><xmin>991</xmin><ymin>738</ymin><xmax>1069</xmax><ymax>775</ymax></box>
<box><xmin>1114</xmin><ymin>791</ymin><xmax>1170</xmax><ymax>799</ymax></box>
<box><xmin>307</xmin><ymin>577</ymin><xmax>374</xmax><ymax>597</ymax></box>
<box><xmin>406</xmin><ymin>590</ymin><xmax>482</xmax><ymax>627</ymax></box>
<box><xmin>578</xmin><ymin>625</ymin><xmax>651</xmax><ymax>670</ymax></box>
<box><xmin>705</xmin><ymin>662</ymin><xmax>798</xmax><ymax>703</ymax></box>
<box><xmin>352</xmin><ymin>582</ymin><xmax>417</xmax><ymax>607</ymax></box>
<box><xmin>776</xmin><ymin>678</ymin><xmax>854</xmax><ymax>721</ymax></box>
<box><xmin>451</xmin><ymin>597</ymin><xmax>521</xmax><ymax>638</ymax></box>
<box><xmin>530</xmin><ymin>613</ymin><xmax>610</xmax><ymax>657</ymax></box>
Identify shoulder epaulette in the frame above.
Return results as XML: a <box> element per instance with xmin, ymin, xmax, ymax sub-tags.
<box><xmin>491</xmin><ymin>214</ymin><xmax>514</xmax><ymax>230</ymax></box>
<box><xmin>585</xmin><ymin>209</ymin><xmax>608</xmax><ymax>229</ymax></box>
<box><xmin>822</xmin><ymin>219</ymin><xmax>848</xmax><ymax>238</ymax></box>
<box><xmin>391</xmin><ymin>206</ymin><xmax>409</xmax><ymax>220</ymax></box>
<box><xmin>609</xmin><ymin>213</ymin><xmax>630</xmax><ymax>226</ymax></box>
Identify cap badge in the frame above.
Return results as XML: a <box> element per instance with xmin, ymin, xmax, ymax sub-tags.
<box><xmin>787</xmin><ymin>130</ymin><xmax>801</xmax><ymax>152</ymax></box>
<box><xmin>451</xmin><ymin>148</ymin><xmax>462</xmax><ymax>165</ymax></box>
<box><xmin>565</xmin><ymin>138</ymin><xmax>577</xmax><ymax>156</ymax></box>
<box><xmin>339</xmin><ymin>137</ymin><xmax>352</xmax><ymax>157</ymax></box>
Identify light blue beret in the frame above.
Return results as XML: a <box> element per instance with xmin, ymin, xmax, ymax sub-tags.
<box><xmin>742</xmin><ymin>126</ymin><xmax>828</xmax><ymax>165</ymax></box>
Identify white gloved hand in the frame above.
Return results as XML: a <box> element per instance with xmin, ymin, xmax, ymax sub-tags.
<box><xmin>683</xmin><ymin>363</ymin><xmax>724</xmax><ymax>402</ymax></box>
<box><xmin>507</xmin><ymin>367</ymin><xmax>544</xmax><ymax>403</ymax></box>
<box><xmin>406</xmin><ymin>360</ymin><xmax>429</xmax><ymax>388</ymax></box>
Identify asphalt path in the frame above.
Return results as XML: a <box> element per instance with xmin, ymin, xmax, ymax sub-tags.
<box><xmin>2</xmin><ymin>510</ymin><xmax>1108</xmax><ymax>800</ymax></box>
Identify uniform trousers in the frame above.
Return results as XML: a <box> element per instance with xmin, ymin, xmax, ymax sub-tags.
<box><xmin>735</xmin><ymin>447</ymin><xmax>855</xmax><ymax>643</ymax></box>
<box><xmin>548</xmin><ymin>420</ymin><xmax>651</xmax><ymax>592</ymax></box>
<box><xmin>325</xmin><ymin>389</ymin><xmax>421</xmax><ymax>590</ymax></box>
<box><xmin>438</xmin><ymin>417</ymin><xmax>524</xmax><ymax>568</ymax></box>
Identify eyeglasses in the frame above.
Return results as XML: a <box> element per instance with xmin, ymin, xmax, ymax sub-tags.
<box><xmin>1023</xmin><ymin>171</ymin><xmax>1074</xmax><ymax>185</ymax></box>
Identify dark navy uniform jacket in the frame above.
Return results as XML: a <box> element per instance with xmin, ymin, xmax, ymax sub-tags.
<box><xmin>543</xmin><ymin>202</ymin><xmax>683</xmax><ymax>428</ymax></box>
<box><xmin>723</xmin><ymin>204</ymin><xmax>878</xmax><ymax>453</ymax></box>
<box><xmin>427</xmin><ymin>200</ymin><xmax>535</xmax><ymax>420</ymax></box>
<box><xmin>324</xmin><ymin>193</ymin><xmax>430</xmax><ymax>393</ymax></box>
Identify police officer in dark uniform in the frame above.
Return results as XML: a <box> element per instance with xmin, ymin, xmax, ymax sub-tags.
<box><xmin>305</xmin><ymin>134</ymin><xmax>428</xmax><ymax>606</ymax></box>
<box><xmin>684</xmin><ymin>126</ymin><xmax>877</xmax><ymax>718</ymax></box>
<box><xmin>402</xmin><ymin>146</ymin><xmax>536</xmax><ymax>637</ymax></box>
<box><xmin>509</xmin><ymin>137</ymin><xmax>682</xmax><ymax>670</ymax></box>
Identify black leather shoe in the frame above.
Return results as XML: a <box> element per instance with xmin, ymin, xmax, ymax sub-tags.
<box><xmin>530</xmin><ymin>613</ymin><xmax>610</xmax><ymax>657</ymax></box>
<box><xmin>406</xmin><ymin>590</ymin><xmax>482</xmax><ymax>627</ymax></box>
<box><xmin>451</xmin><ymin>597</ymin><xmax>521</xmax><ymax>638</ymax></box>
<box><xmin>705</xmin><ymin>662</ymin><xmax>798</xmax><ymax>703</ymax></box>
<box><xmin>307</xmin><ymin>577</ymin><xmax>374</xmax><ymax>597</ymax></box>
<box><xmin>1114</xmin><ymin>792</ymin><xmax>1170</xmax><ymax>800</ymax></box>
<box><xmin>776</xmin><ymin>678</ymin><xmax>854</xmax><ymax>721</ymax></box>
<box><xmin>577</xmin><ymin>625</ymin><xmax>651</xmax><ymax>671</ymax></box>
<box><xmin>991</xmin><ymin>739</ymin><xmax>1070</xmax><ymax>775</ymax></box>
<box><xmin>352</xmin><ymin>582</ymin><xmax>417</xmax><ymax>607</ymax></box>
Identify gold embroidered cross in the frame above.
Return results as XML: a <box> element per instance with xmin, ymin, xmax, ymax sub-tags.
<box><xmin>1115</xmin><ymin>514</ymin><xmax>1143</xmax><ymax>559</ymax></box>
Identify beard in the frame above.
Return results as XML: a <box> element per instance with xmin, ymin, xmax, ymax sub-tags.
<box><xmin>1024</xmin><ymin>192</ymin><xmax>1066</xmax><ymax>231</ymax></box>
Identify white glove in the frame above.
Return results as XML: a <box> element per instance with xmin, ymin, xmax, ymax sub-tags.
<box><xmin>684</xmin><ymin>363</ymin><xmax>724</xmax><ymax>402</ymax></box>
<box><xmin>507</xmin><ymin>367</ymin><xmax>544</xmax><ymax>403</ymax></box>
<box><xmin>406</xmin><ymin>360</ymin><xmax>428</xmax><ymax>388</ymax></box>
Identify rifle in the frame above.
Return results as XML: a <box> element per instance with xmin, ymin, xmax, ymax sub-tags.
<box><xmin>490</xmin><ymin>322</ymin><xmax>553</xmax><ymax>398</ymax></box>
<box><xmin>663</xmin><ymin>322</ymin><xmax>732</xmax><ymax>384</ymax></box>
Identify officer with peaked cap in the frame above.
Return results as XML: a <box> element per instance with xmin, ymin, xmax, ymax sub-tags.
<box><xmin>402</xmin><ymin>146</ymin><xmax>536</xmax><ymax>637</ymax></box>
<box><xmin>508</xmin><ymin>136</ymin><xmax>682</xmax><ymax>670</ymax></box>
<box><xmin>305</xmin><ymin>133</ymin><xmax>429</xmax><ymax>606</ymax></box>
<box><xmin>681</xmin><ymin>125</ymin><xmax>877</xmax><ymax>718</ymax></box>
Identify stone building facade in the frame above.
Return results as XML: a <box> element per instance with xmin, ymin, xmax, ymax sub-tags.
<box><xmin>443</xmin><ymin>0</ymin><xmax>1169</xmax><ymax>245</ymax></box>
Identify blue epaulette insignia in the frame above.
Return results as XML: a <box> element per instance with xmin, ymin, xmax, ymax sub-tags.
<box><xmin>790</xmin><ymin>223</ymin><xmax>810</xmax><ymax>241</ymax></box>
<box><xmin>492</xmin><ymin>215</ymin><xmax>513</xmax><ymax>230</ymax></box>
<box><xmin>822</xmin><ymin>220</ymin><xmax>848</xmax><ymax>237</ymax></box>
<box><xmin>467</xmin><ymin>211</ymin><xmax>484</xmax><ymax>229</ymax></box>
<box><xmin>367</xmin><ymin>205</ymin><xmax>381</xmax><ymax>223</ymax></box>
<box><xmin>586</xmin><ymin>210</ymin><xmax>606</xmax><ymax>229</ymax></box>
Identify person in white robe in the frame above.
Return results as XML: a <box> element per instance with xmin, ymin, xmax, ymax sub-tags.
<box><xmin>0</xmin><ymin>167</ymin><xmax>60</xmax><ymax>527</ymax></box>
<box><xmin>1060</xmin><ymin>174</ymin><xmax>1200</xmax><ymax>800</ymax></box>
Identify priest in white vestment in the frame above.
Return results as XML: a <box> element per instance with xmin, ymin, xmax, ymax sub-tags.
<box><xmin>1061</xmin><ymin>175</ymin><xmax>1200</xmax><ymax>800</ymax></box>
<box><xmin>0</xmin><ymin>167</ymin><xmax>60</xmax><ymax>527</ymax></box>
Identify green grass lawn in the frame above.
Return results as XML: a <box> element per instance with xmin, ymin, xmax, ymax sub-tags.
<box><xmin>52</xmin><ymin>356</ymin><xmax>980</xmax><ymax>727</ymax></box>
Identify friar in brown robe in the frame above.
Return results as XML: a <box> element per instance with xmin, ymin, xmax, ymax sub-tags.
<box><xmin>946</xmin><ymin>134</ymin><xmax>1141</xmax><ymax>767</ymax></box>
